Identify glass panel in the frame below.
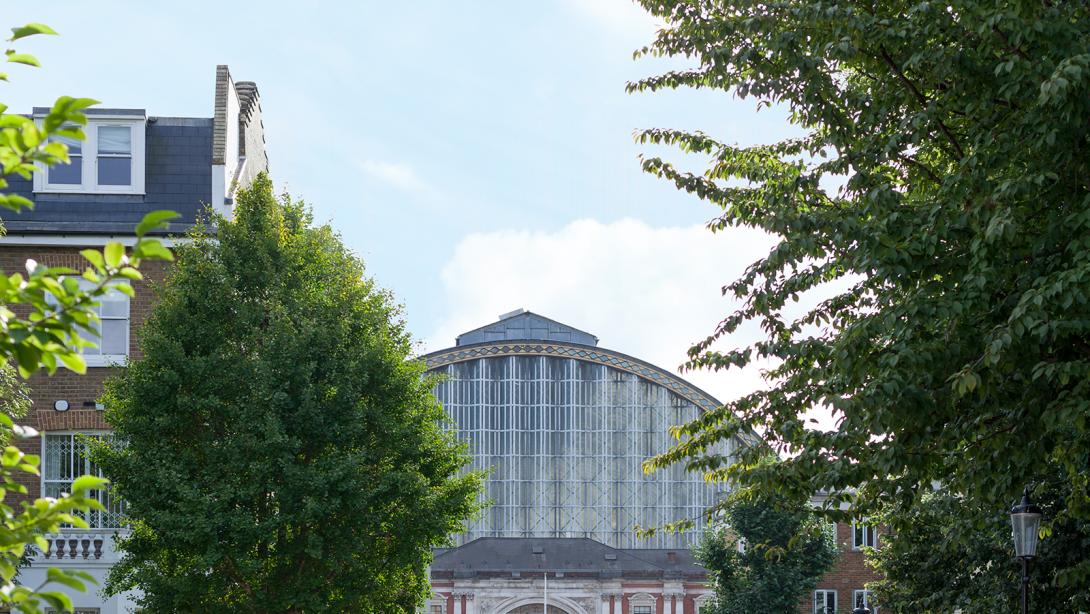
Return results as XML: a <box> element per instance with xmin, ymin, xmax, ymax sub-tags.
<box><xmin>98</xmin><ymin>156</ymin><xmax>131</xmax><ymax>186</ymax></box>
<box><xmin>54</xmin><ymin>133</ymin><xmax>82</xmax><ymax>155</ymax></box>
<box><xmin>79</xmin><ymin>317</ymin><xmax>103</xmax><ymax>356</ymax></box>
<box><xmin>97</xmin><ymin>126</ymin><xmax>131</xmax><ymax>154</ymax></box>
<box><xmin>99</xmin><ymin>290</ymin><xmax>130</xmax><ymax>318</ymax></box>
<box><xmin>44</xmin><ymin>434</ymin><xmax>68</xmax><ymax>480</ymax></box>
<box><xmin>433</xmin><ymin>354</ymin><xmax>735</xmax><ymax>549</ymax></box>
<box><xmin>48</xmin><ymin>155</ymin><xmax>81</xmax><ymax>185</ymax></box>
<box><xmin>99</xmin><ymin>319</ymin><xmax>128</xmax><ymax>355</ymax></box>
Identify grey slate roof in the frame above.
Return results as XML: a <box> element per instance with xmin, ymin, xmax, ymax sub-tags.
<box><xmin>431</xmin><ymin>538</ymin><xmax>705</xmax><ymax>579</ymax></box>
<box><xmin>456</xmin><ymin>310</ymin><xmax>599</xmax><ymax>347</ymax></box>
<box><xmin>1</xmin><ymin>117</ymin><xmax>213</xmax><ymax>235</ymax></box>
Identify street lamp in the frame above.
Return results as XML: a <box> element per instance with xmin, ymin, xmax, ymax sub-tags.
<box><xmin>852</xmin><ymin>608</ymin><xmax>871</xmax><ymax>614</ymax></box>
<box><xmin>1010</xmin><ymin>486</ymin><xmax>1042</xmax><ymax>614</ymax></box>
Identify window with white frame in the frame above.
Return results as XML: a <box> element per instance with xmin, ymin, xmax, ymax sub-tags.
<box><xmin>854</xmin><ymin>589</ymin><xmax>877</xmax><ymax>612</ymax></box>
<box><xmin>43</xmin><ymin>432</ymin><xmax>124</xmax><ymax>529</ymax></box>
<box><xmin>35</xmin><ymin>118</ymin><xmax>145</xmax><ymax>194</ymax></box>
<box><xmin>814</xmin><ymin>589</ymin><xmax>837</xmax><ymax>614</ymax></box>
<box><xmin>47</xmin><ymin>278</ymin><xmax>130</xmax><ymax>367</ymax></box>
<box><xmin>632</xmin><ymin>607</ymin><xmax>653</xmax><ymax>614</ymax></box>
<box><xmin>46</xmin><ymin>131</ymin><xmax>82</xmax><ymax>186</ymax></box>
<box><xmin>853</xmin><ymin>522</ymin><xmax>878</xmax><ymax>550</ymax></box>
<box><xmin>96</xmin><ymin>125</ymin><xmax>133</xmax><ymax>186</ymax></box>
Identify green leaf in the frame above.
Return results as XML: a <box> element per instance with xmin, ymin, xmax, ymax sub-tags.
<box><xmin>69</xmin><ymin>474</ymin><xmax>108</xmax><ymax>493</ymax></box>
<box><xmin>58</xmin><ymin>351</ymin><xmax>87</xmax><ymax>374</ymax></box>
<box><xmin>10</xmin><ymin>23</ymin><xmax>58</xmax><ymax>40</ymax></box>
<box><xmin>80</xmin><ymin>249</ymin><xmax>105</xmax><ymax>272</ymax></box>
<box><xmin>103</xmin><ymin>242</ymin><xmax>124</xmax><ymax>269</ymax></box>
<box><xmin>37</xmin><ymin>591</ymin><xmax>73</xmax><ymax>612</ymax></box>
<box><xmin>45</xmin><ymin>567</ymin><xmax>88</xmax><ymax>591</ymax></box>
<box><xmin>135</xmin><ymin>210</ymin><xmax>180</xmax><ymax>237</ymax></box>
<box><xmin>5</xmin><ymin>52</ymin><xmax>40</xmax><ymax>67</ymax></box>
<box><xmin>134</xmin><ymin>239</ymin><xmax>174</xmax><ymax>262</ymax></box>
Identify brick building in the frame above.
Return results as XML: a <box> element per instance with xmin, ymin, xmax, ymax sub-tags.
<box><xmin>0</xmin><ymin>65</ymin><xmax>267</xmax><ymax>614</ymax></box>
<box><xmin>803</xmin><ymin>521</ymin><xmax>882</xmax><ymax>613</ymax></box>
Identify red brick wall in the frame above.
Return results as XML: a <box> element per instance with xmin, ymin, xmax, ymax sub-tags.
<box><xmin>797</xmin><ymin>522</ymin><xmax>883</xmax><ymax>613</ymax></box>
<box><xmin>0</xmin><ymin>244</ymin><xmax>170</xmax><ymax>500</ymax></box>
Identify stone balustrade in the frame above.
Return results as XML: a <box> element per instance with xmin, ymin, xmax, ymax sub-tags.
<box><xmin>33</xmin><ymin>530</ymin><xmax>125</xmax><ymax>564</ymax></box>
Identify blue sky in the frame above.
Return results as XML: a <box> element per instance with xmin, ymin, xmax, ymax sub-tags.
<box><xmin>5</xmin><ymin>0</ymin><xmax>803</xmax><ymax>405</ymax></box>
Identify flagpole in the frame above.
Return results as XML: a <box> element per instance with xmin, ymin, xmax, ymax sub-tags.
<box><xmin>544</xmin><ymin>570</ymin><xmax>548</xmax><ymax>614</ymax></box>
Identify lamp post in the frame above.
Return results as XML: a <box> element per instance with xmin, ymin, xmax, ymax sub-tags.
<box><xmin>1010</xmin><ymin>486</ymin><xmax>1042</xmax><ymax>614</ymax></box>
<box><xmin>852</xmin><ymin>607</ymin><xmax>871</xmax><ymax>614</ymax></box>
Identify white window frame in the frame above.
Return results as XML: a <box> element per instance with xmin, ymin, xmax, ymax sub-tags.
<box><xmin>47</xmin><ymin>278</ymin><xmax>130</xmax><ymax>368</ymax></box>
<box><xmin>854</xmin><ymin>589</ymin><xmax>877</xmax><ymax>612</ymax></box>
<box><xmin>853</xmin><ymin>522</ymin><xmax>878</xmax><ymax>550</ymax></box>
<box><xmin>33</xmin><ymin>117</ymin><xmax>146</xmax><ymax>195</ymax></box>
<box><xmin>41</xmin><ymin>431</ymin><xmax>124</xmax><ymax>529</ymax></box>
<box><xmin>814</xmin><ymin>589</ymin><xmax>837</xmax><ymax>614</ymax></box>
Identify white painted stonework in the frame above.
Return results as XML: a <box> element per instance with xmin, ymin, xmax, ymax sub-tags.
<box><xmin>22</xmin><ymin>531</ymin><xmax>141</xmax><ymax>614</ymax></box>
<box><xmin>428</xmin><ymin>577</ymin><xmax>709</xmax><ymax>614</ymax></box>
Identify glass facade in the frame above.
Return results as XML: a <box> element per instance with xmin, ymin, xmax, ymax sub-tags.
<box><xmin>432</xmin><ymin>353</ymin><xmax>736</xmax><ymax>549</ymax></box>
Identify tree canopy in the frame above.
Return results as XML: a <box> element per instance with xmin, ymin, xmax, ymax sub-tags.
<box><xmin>868</xmin><ymin>469</ymin><xmax>1090</xmax><ymax>613</ymax></box>
<box><xmin>95</xmin><ymin>176</ymin><xmax>482</xmax><ymax>612</ymax></box>
<box><xmin>697</xmin><ymin>492</ymin><xmax>837</xmax><ymax>613</ymax></box>
<box><xmin>633</xmin><ymin>0</ymin><xmax>1090</xmax><ymax>591</ymax></box>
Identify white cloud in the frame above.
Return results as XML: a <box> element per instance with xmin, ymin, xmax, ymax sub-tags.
<box><xmin>425</xmin><ymin>218</ymin><xmax>779</xmax><ymax>407</ymax></box>
<box><xmin>356</xmin><ymin>159</ymin><xmax>434</xmax><ymax>196</ymax></box>
<box><xmin>563</xmin><ymin>0</ymin><xmax>660</xmax><ymax>38</ymax></box>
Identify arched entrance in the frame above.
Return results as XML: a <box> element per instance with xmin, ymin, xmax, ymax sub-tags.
<box><xmin>492</xmin><ymin>595</ymin><xmax>587</xmax><ymax>614</ymax></box>
<box><xmin>506</xmin><ymin>606</ymin><xmax>571</xmax><ymax>614</ymax></box>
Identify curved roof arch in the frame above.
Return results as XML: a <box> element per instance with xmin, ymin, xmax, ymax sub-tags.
<box><xmin>422</xmin><ymin>311</ymin><xmax>762</xmax><ymax>447</ymax></box>
<box><xmin>422</xmin><ymin>340</ymin><xmax>722</xmax><ymax>415</ymax></box>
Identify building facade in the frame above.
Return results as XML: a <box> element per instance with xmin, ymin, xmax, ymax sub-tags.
<box><xmin>804</xmin><ymin>522</ymin><xmax>883</xmax><ymax>613</ymax></box>
<box><xmin>423</xmin><ymin>311</ymin><xmax>884</xmax><ymax>614</ymax></box>
<box><xmin>0</xmin><ymin>65</ymin><xmax>267</xmax><ymax>614</ymax></box>
<box><xmin>421</xmin><ymin>311</ymin><xmax>754</xmax><ymax>614</ymax></box>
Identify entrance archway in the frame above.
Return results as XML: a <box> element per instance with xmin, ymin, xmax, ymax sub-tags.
<box><xmin>507</xmin><ymin>606</ymin><xmax>571</xmax><ymax>614</ymax></box>
<box><xmin>493</xmin><ymin>595</ymin><xmax>587</xmax><ymax>614</ymax></box>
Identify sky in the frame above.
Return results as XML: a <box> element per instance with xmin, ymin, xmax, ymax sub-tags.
<box><xmin>4</xmin><ymin>0</ymin><xmax>804</xmax><ymax>406</ymax></box>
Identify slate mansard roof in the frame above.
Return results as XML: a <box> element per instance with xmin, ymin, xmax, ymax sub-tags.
<box><xmin>3</xmin><ymin>112</ymin><xmax>213</xmax><ymax>235</ymax></box>
<box><xmin>455</xmin><ymin>309</ymin><xmax>599</xmax><ymax>346</ymax></box>
<box><xmin>431</xmin><ymin>538</ymin><xmax>705</xmax><ymax>580</ymax></box>
<box><xmin>1</xmin><ymin>65</ymin><xmax>266</xmax><ymax>237</ymax></box>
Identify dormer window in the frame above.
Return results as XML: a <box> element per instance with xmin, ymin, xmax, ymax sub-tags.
<box><xmin>47</xmin><ymin>133</ymin><xmax>82</xmax><ymax>185</ymax></box>
<box><xmin>97</xmin><ymin>125</ymin><xmax>132</xmax><ymax>185</ymax></box>
<box><xmin>34</xmin><ymin>116</ymin><xmax>146</xmax><ymax>195</ymax></box>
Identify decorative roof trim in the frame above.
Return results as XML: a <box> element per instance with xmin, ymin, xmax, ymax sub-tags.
<box><xmin>422</xmin><ymin>341</ymin><xmax>762</xmax><ymax>448</ymax></box>
<box><xmin>423</xmin><ymin>341</ymin><xmax>718</xmax><ymax>412</ymax></box>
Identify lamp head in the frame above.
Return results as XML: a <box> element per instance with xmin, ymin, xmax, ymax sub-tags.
<box><xmin>1010</xmin><ymin>487</ymin><xmax>1042</xmax><ymax>559</ymax></box>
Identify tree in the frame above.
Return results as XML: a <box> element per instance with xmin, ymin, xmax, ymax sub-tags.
<box><xmin>697</xmin><ymin>492</ymin><xmax>837</xmax><ymax>613</ymax></box>
<box><xmin>94</xmin><ymin>175</ymin><xmax>482</xmax><ymax>612</ymax></box>
<box><xmin>633</xmin><ymin>0</ymin><xmax>1090</xmax><ymax>589</ymax></box>
<box><xmin>868</xmin><ymin>475</ymin><xmax>1090</xmax><ymax>613</ymax></box>
<box><xmin>0</xmin><ymin>22</ymin><xmax>175</xmax><ymax>614</ymax></box>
